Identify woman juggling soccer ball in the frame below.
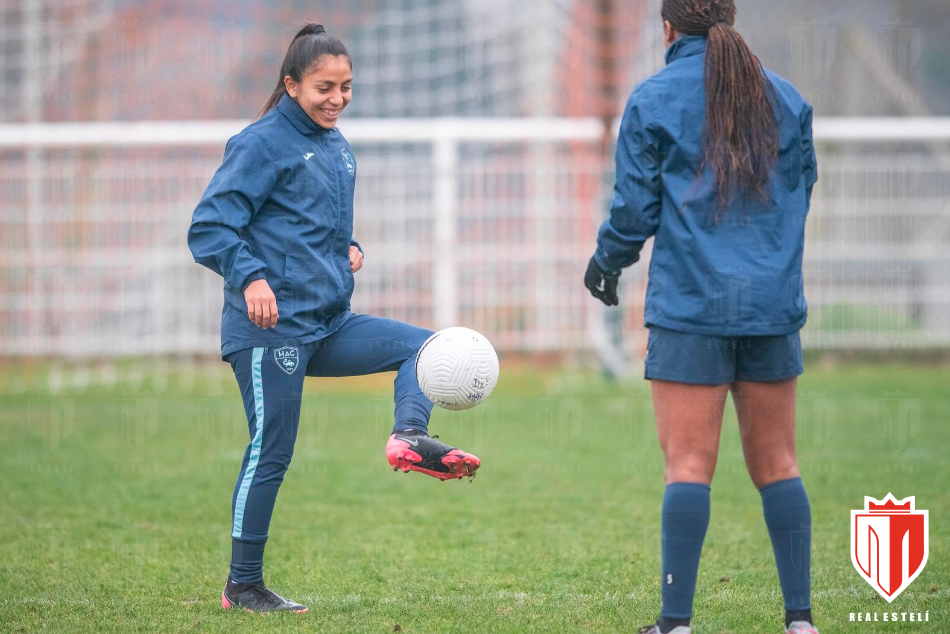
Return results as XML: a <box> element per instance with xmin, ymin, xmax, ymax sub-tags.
<box><xmin>188</xmin><ymin>25</ymin><xmax>480</xmax><ymax>613</ymax></box>
<box><xmin>584</xmin><ymin>1</ymin><xmax>818</xmax><ymax>633</ymax></box>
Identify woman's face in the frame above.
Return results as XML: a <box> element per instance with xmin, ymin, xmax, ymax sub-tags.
<box><xmin>284</xmin><ymin>55</ymin><xmax>352</xmax><ymax>129</ymax></box>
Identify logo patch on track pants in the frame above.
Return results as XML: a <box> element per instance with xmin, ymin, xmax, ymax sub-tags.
<box><xmin>274</xmin><ymin>347</ymin><xmax>299</xmax><ymax>375</ymax></box>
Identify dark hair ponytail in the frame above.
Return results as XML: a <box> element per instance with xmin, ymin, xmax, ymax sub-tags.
<box><xmin>259</xmin><ymin>23</ymin><xmax>352</xmax><ymax>118</ymax></box>
<box><xmin>662</xmin><ymin>0</ymin><xmax>779</xmax><ymax>210</ymax></box>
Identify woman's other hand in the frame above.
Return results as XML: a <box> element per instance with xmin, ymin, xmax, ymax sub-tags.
<box><xmin>244</xmin><ymin>279</ymin><xmax>279</xmax><ymax>329</ymax></box>
<box><xmin>349</xmin><ymin>245</ymin><xmax>364</xmax><ymax>273</ymax></box>
<box><xmin>584</xmin><ymin>257</ymin><xmax>620</xmax><ymax>306</ymax></box>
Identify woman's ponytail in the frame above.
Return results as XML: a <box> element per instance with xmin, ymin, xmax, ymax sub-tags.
<box><xmin>258</xmin><ymin>23</ymin><xmax>351</xmax><ymax>118</ymax></box>
<box><xmin>662</xmin><ymin>0</ymin><xmax>779</xmax><ymax>210</ymax></box>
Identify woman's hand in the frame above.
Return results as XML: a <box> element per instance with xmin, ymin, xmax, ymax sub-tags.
<box><xmin>244</xmin><ymin>279</ymin><xmax>279</xmax><ymax>329</ymax></box>
<box><xmin>349</xmin><ymin>245</ymin><xmax>364</xmax><ymax>273</ymax></box>
<box><xmin>584</xmin><ymin>257</ymin><xmax>620</xmax><ymax>306</ymax></box>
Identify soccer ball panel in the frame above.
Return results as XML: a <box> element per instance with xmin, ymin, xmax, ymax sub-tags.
<box><xmin>415</xmin><ymin>327</ymin><xmax>500</xmax><ymax>411</ymax></box>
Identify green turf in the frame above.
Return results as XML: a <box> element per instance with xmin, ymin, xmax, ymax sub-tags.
<box><xmin>810</xmin><ymin>304</ymin><xmax>919</xmax><ymax>332</ymax></box>
<box><xmin>0</xmin><ymin>361</ymin><xmax>947</xmax><ymax>633</ymax></box>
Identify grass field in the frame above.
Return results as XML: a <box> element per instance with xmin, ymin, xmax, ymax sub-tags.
<box><xmin>0</xmin><ymin>360</ymin><xmax>947</xmax><ymax>633</ymax></box>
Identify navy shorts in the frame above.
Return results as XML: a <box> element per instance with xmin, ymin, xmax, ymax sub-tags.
<box><xmin>644</xmin><ymin>326</ymin><xmax>804</xmax><ymax>385</ymax></box>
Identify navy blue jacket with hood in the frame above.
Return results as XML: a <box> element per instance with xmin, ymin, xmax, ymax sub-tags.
<box><xmin>188</xmin><ymin>93</ymin><xmax>361</xmax><ymax>358</ymax></box>
<box><xmin>594</xmin><ymin>35</ymin><xmax>818</xmax><ymax>335</ymax></box>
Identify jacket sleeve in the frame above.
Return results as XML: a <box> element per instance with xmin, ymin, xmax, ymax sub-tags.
<box><xmin>350</xmin><ymin>239</ymin><xmax>363</xmax><ymax>254</ymax></box>
<box><xmin>800</xmin><ymin>103</ymin><xmax>818</xmax><ymax>209</ymax></box>
<box><xmin>187</xmin><ymin>132</ymin><xmax>277</xmax><ymax>292</ymax></box>
<box><xmin>594</xmin><ymin>92</ymin><xmax>662</xmax><ymax>275</ymax></box>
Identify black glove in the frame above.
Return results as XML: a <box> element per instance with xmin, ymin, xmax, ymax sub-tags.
<box><xmin>584</xmin><ymin>257</ymin><xmax>620</xmax><ymax>306</ymax></box>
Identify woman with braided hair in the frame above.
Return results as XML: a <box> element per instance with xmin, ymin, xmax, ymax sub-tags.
<box><xmin>584</xmin><ymin>1</ymin><xmax>818</xmax><ymax>633</ymax></box>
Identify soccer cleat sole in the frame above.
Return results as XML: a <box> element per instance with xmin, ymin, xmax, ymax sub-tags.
<box><xmin>388</xmin><ymin>449</ymin><xmax>481</xmax><ymax>481</ymax></box>
<box><xmin>221</xmin><ymin>591</ymin><xmax>308</xmax><ymax>614</ymax></box>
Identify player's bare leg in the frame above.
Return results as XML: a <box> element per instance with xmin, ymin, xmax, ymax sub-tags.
<box><xmin>733</xmin><ymin>378</ymin><xmax>815</xmax><ymax>633</ymax></box>
<box><xmin>731</xmin><ymin>378</ymin><xmax>799</xmax><ymax>489</ymax></box>
<box><xmin>653</xmin><ymin>380</ymin><xmax>729</xmax><ymax>486</ymax></box>
<box><xmin>637</xmin><ymin>380</ymin><xmax>729</xmax><ymax>634</ymax></box>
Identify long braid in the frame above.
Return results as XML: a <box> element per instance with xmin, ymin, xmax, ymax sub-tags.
<box><xmin>662</xmin><ymin>0</ymin><xmax>779</xmax><ymax>211</ymax></box>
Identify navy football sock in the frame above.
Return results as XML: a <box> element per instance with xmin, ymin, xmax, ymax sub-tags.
<box><xmin>230</xmin><ymin>537</ymin><xmax>266</xmax><ymax>584</ymax></box>
<box><xmin>660</xmin><ymin>482</ymin><xmax>711</xmax><ymax>623</ymax></box>
<box><xmin>658</xmin><ymin>615</ymin><xmax>692</xmax><ymax>633</ymax></box>
<box><xmin>760</xmin><ymin>477</ymin><xmax>812</xmax><ymax>612</ymax></box>
<box><xmin>785</xmin><ymin>608</ymin><xmax>814</xmax><ymax>628</ymax></box>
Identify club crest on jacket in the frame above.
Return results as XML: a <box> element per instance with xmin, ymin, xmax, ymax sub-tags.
<box><xmin>341</xmin><ymin>148</ymin><xmax>355</xmax><ymax>176</ymax></box>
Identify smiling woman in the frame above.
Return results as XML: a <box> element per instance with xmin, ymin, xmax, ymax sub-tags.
<box><xmin>259</xmin><ymin>24</ymin><xmax>352</xmax><ymax>125</ymax></box>
<box><xmin>285</xmin><ymin>54</ymin><xmax>352</xmax><ymax>128</ymax></box>
<box><xmin>187</xmin><ymin>21</ymin><xmax>483</xmax><ymax>616</ymax></box>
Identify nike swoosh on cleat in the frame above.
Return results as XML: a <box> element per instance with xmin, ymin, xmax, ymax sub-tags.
<box><xmin>395</xmin><ymin>436</ymin><xmax>419</xmax><ymax>446</ymax></box>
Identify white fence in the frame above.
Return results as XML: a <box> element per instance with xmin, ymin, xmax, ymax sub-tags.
<box><xmin>1</xmin><ymin>118</ymin><xmax>949</xmax><ymax>359</ymax></box>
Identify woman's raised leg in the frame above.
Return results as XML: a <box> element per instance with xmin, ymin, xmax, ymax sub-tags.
<box><xmin>305</xmin><ymin>313</ymin><xmax>480</xmax><ymax>480</ymax></box>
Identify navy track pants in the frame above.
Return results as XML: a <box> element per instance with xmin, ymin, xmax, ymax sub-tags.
<box><xmin>224</xmin><ymin>312</ymin><xmax>434</xmax><ymax>582</ymax></box>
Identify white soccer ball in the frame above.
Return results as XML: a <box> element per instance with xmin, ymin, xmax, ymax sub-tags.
<box><xmin>415</xmin><ymin>327</ymin><xmax>500</xmax><ymax>411</ymax></box>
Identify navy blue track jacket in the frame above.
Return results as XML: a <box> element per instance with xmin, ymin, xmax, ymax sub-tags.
<box><xmin>188</xmin><ymin>93</ymin><xmax>362</xmax><ymax>358</ymax></box>
<box><xmin>594</xmin><ymin>35</ymin><xmax>818</xmax><ymax>335</ymax></box>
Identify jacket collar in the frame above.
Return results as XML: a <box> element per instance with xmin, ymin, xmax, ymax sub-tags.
<box><xmin>665</xmin><ymin>35</ymin><xmax>707</xmax><ymax>65</ymax></box>
<box><xmin>276</xmin><ymin>92</ymin><xmax>330</xmax><ymax>136</ymax></box>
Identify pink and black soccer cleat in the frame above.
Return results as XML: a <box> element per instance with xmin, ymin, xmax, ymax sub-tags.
<box><xmin>386</xmin><ymin>429</ymin><xmax>480</xmax><ymax>481</ymax></box>
<box><xmin>221</xmin><ymin>578</ymin><xmax>308</xmax><ymax>613</ymax></box>
<box><xmin>785</xmin><ymin>622</ymin><xmax>819</xmax><ymax>634</ymax></box>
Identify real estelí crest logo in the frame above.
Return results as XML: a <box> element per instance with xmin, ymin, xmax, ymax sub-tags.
<box><xmin>851</xmin><ymin>494</ymin><xmax>929</xmax><ymax>603</ymax></box>
<box><xmin>847</xmin><ymin>494</ymin><xmax>932</xmax><ymax>625</ymax></box>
